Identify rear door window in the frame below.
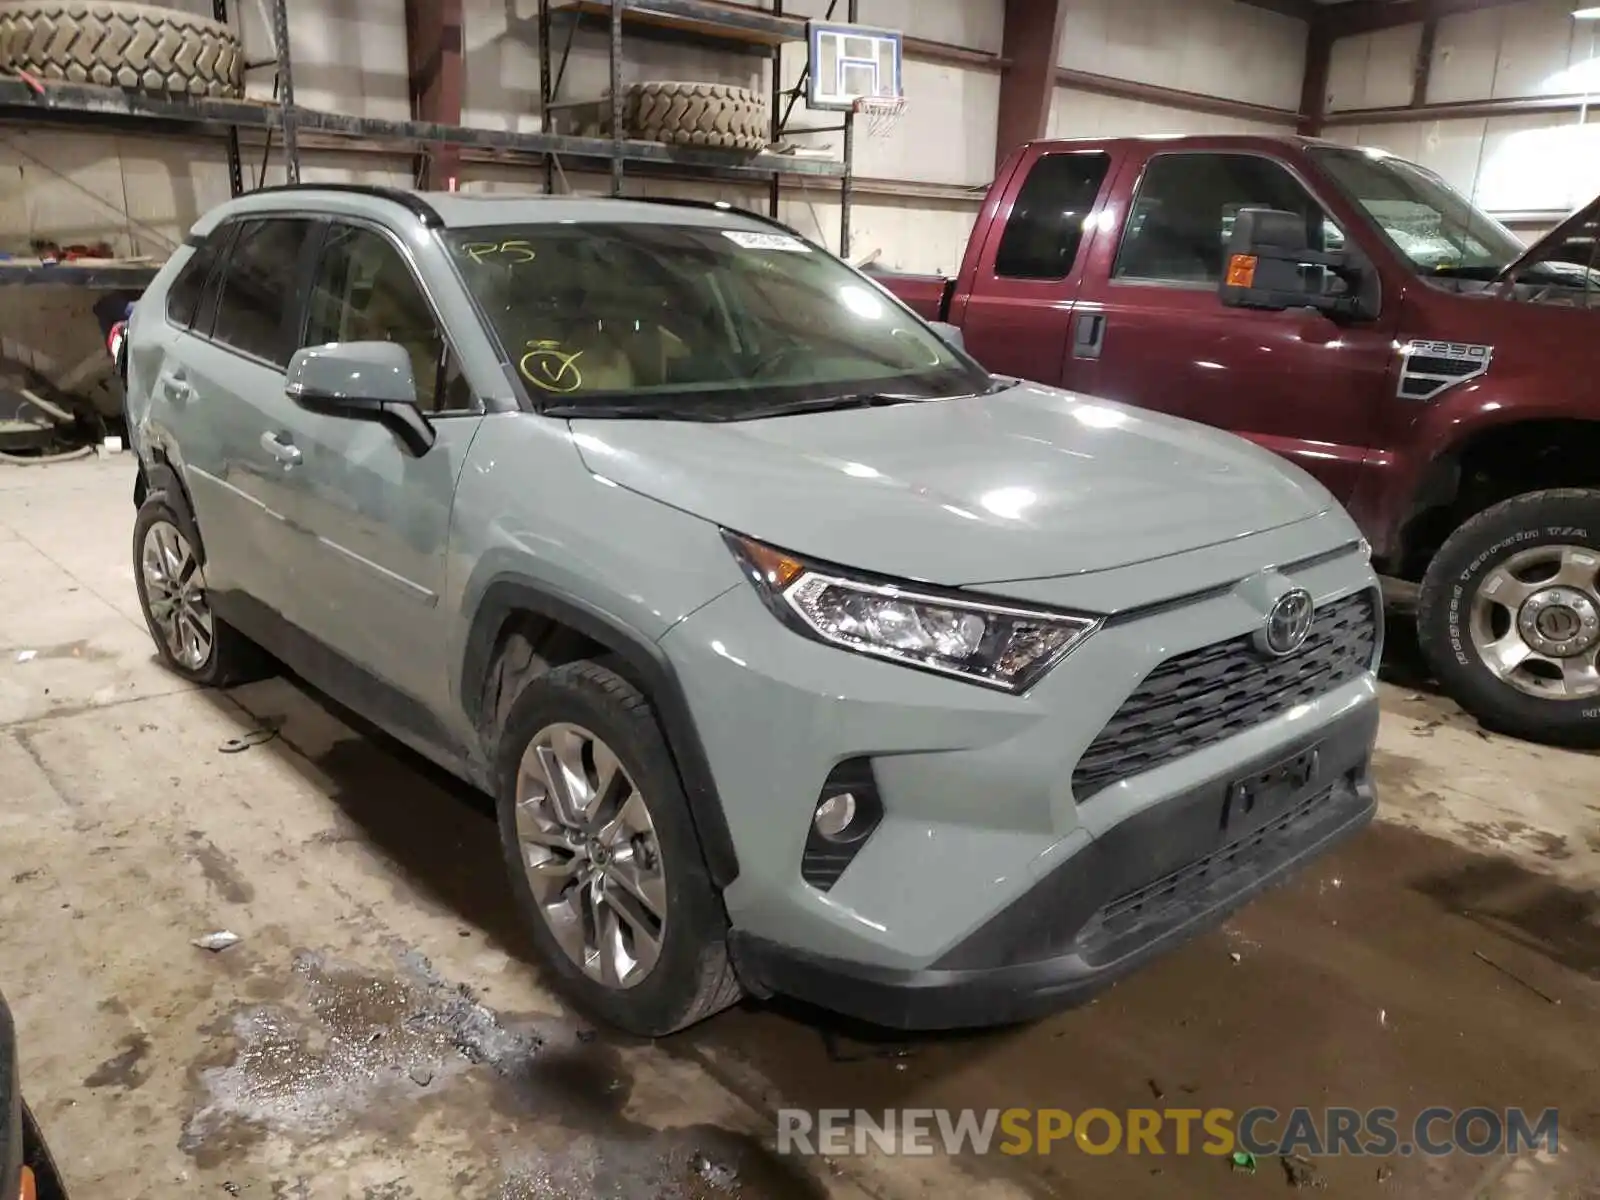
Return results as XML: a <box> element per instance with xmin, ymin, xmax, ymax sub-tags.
<box><xmin>209</xmin><ymin>218</ymin><xmax>317</xmax><ymax>367</ymax></box>
<box><xmin>165</xmin><ymin>239</ymin><xmax>220</xmax><ymax>329</ymax></box>
<box><xmin>993</xmin><ymin>152</ymin><xmax>1112</xmax><ymax>280</ymax></box>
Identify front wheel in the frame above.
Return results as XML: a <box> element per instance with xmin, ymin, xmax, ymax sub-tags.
<box><xmin>494</xmin><ymin>660</ymin><xmax>743</xmax><ymax>1036</ymax></box>
<box><xmin>1417</xmin><ymin>488</ymin><xmax>1600</xmax><ymax>747</ymax></box>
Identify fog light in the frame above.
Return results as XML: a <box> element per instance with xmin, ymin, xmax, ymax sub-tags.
<box><xmin>801</xmin><ymin>760</ymin><xmax>884</xmax><ymax>892</ymax></box>
<box><xmin>813</xmin><ymin>792</ymin><xmax>858</xmax><ymax>840</ymax></box>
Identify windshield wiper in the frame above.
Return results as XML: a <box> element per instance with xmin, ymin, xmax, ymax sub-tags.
<box><xmin>548</xmin><ymin>387</ymin><xmax>997</xmax><ymax>422</ymax></box>
<box><xmin>730</xmin><ymin>392</ymin><xmax>931</xmax><ymax>420</ymax></box>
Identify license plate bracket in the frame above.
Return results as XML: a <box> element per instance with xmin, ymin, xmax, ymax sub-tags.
<box><xmin>1221</xmin><ymin>745</ymin><xmax>1320</xmax><ymax>835</ymax></box>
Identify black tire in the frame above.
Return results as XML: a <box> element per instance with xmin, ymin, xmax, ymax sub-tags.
<box><xmin>622</xmin><ymin>81</ymin><xmax>769</xmax><ymax>152</ymax></box>
<box><xmin>495</xmin><ymin>660</ymin><xmax>743</xmax><ymax>1036</ymax></box>
<box><xmin>1417</xmin><ymin>488</ymin><xmax>1600</xmax><ymax>747</ymax></box>
<box><xmin>0</xmin><ymin>1</ymin><xmax>244</xmax><ymax>98</ymax></box>
<box><xmin>131</xmin><ymin>492</ymin><xmax>266</xmax><ymax>687</ymax></box>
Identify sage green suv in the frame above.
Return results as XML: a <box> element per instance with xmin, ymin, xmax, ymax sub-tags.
<box><xmin>123</xmin><ymin>185</ymin><xmax>1381</xmax><ymax>1035</ymax></box>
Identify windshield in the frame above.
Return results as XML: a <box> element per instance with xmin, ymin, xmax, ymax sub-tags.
<box><xmin>445</xmin><ymin>222</ymin><xmax>988</xmax><ymax>417</ymax></box>
<box><xmin>1309</xmin><ymin>146</ymin><xmax>1525</xmax><ymax>278</ymax></box>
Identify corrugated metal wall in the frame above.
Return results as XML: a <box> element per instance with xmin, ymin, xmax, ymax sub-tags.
<box><xmin>1050</xmin><ymin>0</ymin><xmax>1301</xmax><ymax>137</ymax></box>
<box><xmin>1328</xmin><ymin>0</ymin><xmax>1600</xmax><ymax>226</ymax></box>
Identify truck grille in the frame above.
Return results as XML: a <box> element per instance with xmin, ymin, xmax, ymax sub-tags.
<box><xmin>1071</xmin><ymin>590</ymin><xmax>1378</xmax><ymax>800</ymax></box>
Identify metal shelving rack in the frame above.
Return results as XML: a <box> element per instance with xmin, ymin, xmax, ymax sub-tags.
<box><xmin>539</xmin><ymin>0</ymin><xmax>863</xmax><ymax>253</ymax></box>
<box><xmin>0</xmin><ymin>0</ymin><xmax>859</xmax><ymax>286</ymax></box>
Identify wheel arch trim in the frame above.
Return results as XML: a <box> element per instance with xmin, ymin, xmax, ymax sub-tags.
<box><xmin>460</xmin><ymin>574</ymin><xmax>741</xmax><ymax>888</ymax></box>
<box><xmin>137</xmin><ymin>450</ymin><xmax>208</xmax><ymax>567</ymax></box>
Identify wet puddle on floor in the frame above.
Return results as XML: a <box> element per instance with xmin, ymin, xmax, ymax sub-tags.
<box><xmin>207</xmin><ymin>680</ymin><xmax>1598</xmax><ymax>1198</ymax></box>
<box><xmin>686</xmin><ymin>823</ymin><xmax>1600</xmax><ymax>1199</ymax></box>
<box><xmin>183</xmin><ymin>948</ymin><xmax>827</xmax><ymax>1199</ymax></box>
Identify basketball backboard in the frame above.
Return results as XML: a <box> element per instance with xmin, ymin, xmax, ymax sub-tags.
<box><xmin>806</xmin><ymin>21</ymin><xmax>903</xmax><ymax>113</ymax></box>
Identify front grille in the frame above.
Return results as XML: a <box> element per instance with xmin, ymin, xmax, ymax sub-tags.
<box><xmin>1072</xmin><ymin>590</ymin><xmax>1378</xmax><ymax>800</ymax></box>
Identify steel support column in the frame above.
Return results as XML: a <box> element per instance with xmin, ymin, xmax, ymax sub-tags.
<box><xmin>1412</xmin><ymin>18</ymin><xmax>1439</xmax><ymax>108</ymax></box>
<box><xmin>1298</xmin><ymin>20</ymin><xmax>1332</xmax><ymax>136</ymax></box>
<box><xmin>995</xmin><ymin>0</ymin><xmax>1067</xmax><ymax>172</ymax></box>
<box><xmin>405</xmin><ymin>0</ymin><xmax>464</xmax><ymax>190</ymax></box>
<box><xmin>272</xmin><ymin>0</ymin><xmax>299</xmax><ymax>183</ymax></box>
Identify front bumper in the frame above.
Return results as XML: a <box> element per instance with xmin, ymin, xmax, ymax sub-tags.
<box><xmin>660</xmin><ymin>519</ymin><xmax>1380</xmax><ymax>1018</ymax></box>
<box><xmin>730</xmin><ymin>701</ymin><xmax>1376</xmax><ymax>1029</ymax></box>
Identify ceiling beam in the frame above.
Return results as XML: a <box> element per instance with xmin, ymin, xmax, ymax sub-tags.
<box><xmin>1317</xmin><ymin>0</ymin><xmax>1535</xmax><ymax>41</ymax></box>
<box><xmin>1234</xmin><ymin>0</ymin><xmax>1319</xmax><ymax>19</ymax></box>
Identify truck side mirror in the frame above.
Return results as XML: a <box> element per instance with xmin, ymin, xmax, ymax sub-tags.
<box><xmin>1219</xmin><ymin>207</ymin><xmax>1368</xmax><ymax>320</ymax></box>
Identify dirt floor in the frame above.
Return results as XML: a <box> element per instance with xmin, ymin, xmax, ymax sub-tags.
<box><xmin>0</xmin><ymin>458</ymin><xmax>1596</xmax><ymax>1200</ymax></box>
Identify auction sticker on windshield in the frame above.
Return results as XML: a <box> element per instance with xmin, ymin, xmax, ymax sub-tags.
<box><xmin>723</xmin><ymin>230</ymin><xmax>812</xmax><ymax>252</ymax></box>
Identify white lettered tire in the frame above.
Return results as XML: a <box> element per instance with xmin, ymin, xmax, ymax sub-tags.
<box><xmin>1417</xmin><ymin>488</ymin><xmax>1600</xmax><ymax>747</ymax></box>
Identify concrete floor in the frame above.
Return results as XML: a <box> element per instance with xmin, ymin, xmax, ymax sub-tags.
<box><xmin>1</xmin><ymin>458</ymin><xmax>1596</xmax><ymax>1200</ymax></box>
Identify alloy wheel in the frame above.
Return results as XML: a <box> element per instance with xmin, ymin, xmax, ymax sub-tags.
<box><xmin>514</xmin><ymin>722</ymin><xmax>668</xmax><ymax>989</ymax></box>
<box><xmin>141</xmin><ymin>520</ymin><xmax>215</xmax><ymax>672</ymax></box>
<box><xmin>1470</xmin><ymin>543</ymin><xmax>1600</xmax><ymax>700</ymax></box>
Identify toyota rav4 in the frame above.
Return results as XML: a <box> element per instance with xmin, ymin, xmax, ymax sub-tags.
<box><xmin>121</xmin><ymin>185</ymin><xmax>1381</xmax><ymax>1035</ymax></box>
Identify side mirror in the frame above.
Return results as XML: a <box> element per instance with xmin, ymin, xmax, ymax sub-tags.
<box><xmin>929</xmin><ymin>321</ymin><xmax>965</xmax><ymax>351</ymax></box>
<box><xmin>1219</xmin><ymin>207</ymin><xmax>1368</xmax><ymax>320</ymax></box>
<box><xmin>286</xmin><ymin>341</ymin><xmax>436</xmax><ymax>457</ymax></box>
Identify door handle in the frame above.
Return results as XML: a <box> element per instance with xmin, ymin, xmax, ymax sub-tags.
<box><xmin>160</xmin><ymin>368</ymin><xmax>192</xmax><ymax>402</ymax></box>
<box><xmin>260</xmin><ymin>431</ymin><xmax>303</xmax><ymax>468</ymax></box>
<box><xmin>1072</xmin><ymin>313</ymin><xmax>1107</xmax><ymax>361</ymax></box>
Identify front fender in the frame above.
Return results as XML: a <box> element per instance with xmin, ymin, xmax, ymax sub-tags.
<box><xmin>1347</xmin><ymin>384</ymin><xmax>1588</xmax><ymax>562</ymax></box>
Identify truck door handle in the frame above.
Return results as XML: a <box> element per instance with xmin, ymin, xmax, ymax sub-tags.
<box><xmin>260</xmin><ymin>431</ymin><xmax>302</xmax><ymax>468</ymax></box>
<box><xmin>1072</xmin><ymin>313</ymin><xmax>1106</xmax><ymax>360</ymax></box>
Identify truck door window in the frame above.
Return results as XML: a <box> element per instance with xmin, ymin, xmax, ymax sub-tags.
<box><xmin>1115</xmin><ymin>153</ymin><xmax>1342</xmax><ymax>287</ymax></box>
<box><xmin>993</xmin><ymin>152</ymin><xmax>1111</xmax><ymax>279</ymax></box>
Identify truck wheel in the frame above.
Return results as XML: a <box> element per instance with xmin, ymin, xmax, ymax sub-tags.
<box><xmin>494</xmin><ymin>660</ymin><xmax>743</xmax><ymax>1036</ymax></box>
<box><xmin>1417</xmin><ymin>488</ymin><xmax>1600</xmax><ymax>747</ymax></box>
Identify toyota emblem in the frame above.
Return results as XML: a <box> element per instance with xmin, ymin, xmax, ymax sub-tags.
<box><xmin>1256</xmin><ymin>588</ymin><xmax>1314</xmax><ymax>658</ymax></box>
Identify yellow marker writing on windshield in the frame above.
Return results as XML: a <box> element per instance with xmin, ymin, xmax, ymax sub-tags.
<box><xmin>462</xmin><ymin>239</ymin><xmax>537</xmax><ymax>265</ymax></box>
<box><xmin>520</xmin><ymin>340</ymin><xmax>584</xmax><ymax>393</ymax></box>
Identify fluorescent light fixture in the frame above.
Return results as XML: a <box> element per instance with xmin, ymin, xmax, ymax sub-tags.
<box><xmin>1575</xmin><ymin>5</ymin><xmax>1600</xmax><ymax>17</ymax></box>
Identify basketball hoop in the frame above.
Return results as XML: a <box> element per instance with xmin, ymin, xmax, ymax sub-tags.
<box><xmin>853</xmin><ymin>95</ymin><xmax>906</xmax><ymax>138</ymax></box>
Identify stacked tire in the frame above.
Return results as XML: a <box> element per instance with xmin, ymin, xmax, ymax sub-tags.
<box><xmin>0</xmin><ymin>1</ymin><xmax>244</xmax><ymax>97</ymax></box>
<box><xmin>623</xmin><ymin>81</ymin><xmax>769</xmax><ymax>153</ymax></box>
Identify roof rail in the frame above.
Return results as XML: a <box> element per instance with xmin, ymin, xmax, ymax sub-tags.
<box><xmin>637</xmin><ymin>196</ymin><xmax>808</xmax><ymax>239</ymax></box>
<box><xmin>243</xmin><ymin>183</ymin><xmax>445</xmax><ymax>228</ymax></box>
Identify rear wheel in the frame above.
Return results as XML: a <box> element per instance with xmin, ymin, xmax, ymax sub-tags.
<box><xmin>132</xmin><ymin>494</ymin><xmax>264</xmax><ymax>687</ymax></box>
<box><xmin>495</xmin><ymin>660</ymin><xmax>743</xmax><ymax>1036</ymax></box>
<box><xmin>1417</xmin><ymin>488</ymin><xmax>1600</xmax><ymax>747</ymax></box>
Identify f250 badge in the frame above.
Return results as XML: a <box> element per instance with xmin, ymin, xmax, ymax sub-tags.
<box><xmin>1397</xmin><ymin>340</ymin><xmax>1494</xmax><ymax>402</ymax></box>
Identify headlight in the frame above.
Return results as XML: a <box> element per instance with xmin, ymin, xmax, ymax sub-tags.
<box><xmin>725</xmin><ymin>533</ymin><xmax>1099</xmax><ymax>693</ymax></box>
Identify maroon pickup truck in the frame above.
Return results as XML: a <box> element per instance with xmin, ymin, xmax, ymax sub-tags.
<box><xmin>877</xmin><ymin>133</ymin><xmax>1600</xmax><ymax>748</ymax></box>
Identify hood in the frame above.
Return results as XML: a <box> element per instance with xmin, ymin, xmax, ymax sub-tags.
<box><xmin>568</xmin><ymin>382</ymin><xmax>1334</xmax><ymax>588</ymax></box>
<box><xmin>1499</xmin><ymin>191</ymin><xmax>1600</xmax><ymax>283</ymax></box>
